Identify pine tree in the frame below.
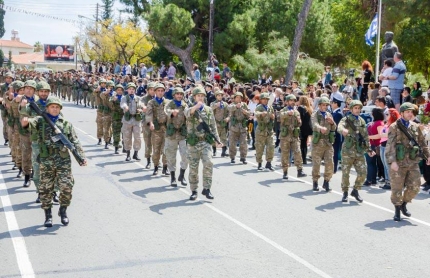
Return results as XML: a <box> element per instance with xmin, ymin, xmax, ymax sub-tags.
<box><xmin>102</xmin><ymin>0</ymin><xmax>115</xmax><ymax>20</ymax></box>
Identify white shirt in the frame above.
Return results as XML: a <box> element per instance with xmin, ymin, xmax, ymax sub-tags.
<box><xmin>125</xmin><ymin>65</ymin><xmax>132</xmax><ymax>75</ymax></box>
<box><xmin>380</xmin><ymin>67</ymin><xmax>393</xmax><ymax>87</ymax></box>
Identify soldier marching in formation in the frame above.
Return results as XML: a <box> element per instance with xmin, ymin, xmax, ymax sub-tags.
<box><xmin>2</xmin><ymin>66</ymin><xmax>430</xmax><ymax>226</ymax></box>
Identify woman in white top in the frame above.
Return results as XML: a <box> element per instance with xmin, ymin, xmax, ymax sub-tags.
<box><xmin>379</xmin><ymin>59</ymin><xmax>393</xmax><ymax>87</ymax></box>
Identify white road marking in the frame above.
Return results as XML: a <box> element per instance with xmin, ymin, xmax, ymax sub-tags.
<box><xmin>0</xmin><ymin>172</ymin><xmax>35</xmax><ymax>278</ymax></box>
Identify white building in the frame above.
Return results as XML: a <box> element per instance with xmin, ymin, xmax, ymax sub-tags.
<box><xmin>0</xmin><ymin>30</ymin><xmax>34</xmax><ymax>56</ymax></box>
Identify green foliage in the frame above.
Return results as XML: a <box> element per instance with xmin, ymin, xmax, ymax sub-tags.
<box><xmin>0</xmin><ymin>49</ymin><xmax>4</xmax><ymax>67</ymax></box>
<box><xmin>101</xmin><ymin>0</ymin><xmax>115</xmax><ymax>20</ymax></box>
<box><xmin>405</xmin><ymin>72</ymin><xmax>428</xmax><ymax>89</ymax></box>
<box><xmin>7</xmin><ymin>50</ymin><xmax>12</xmax><ymax>69</ymax></box>
<box><xmin>232</xmin><ymin>33</ymin><xmax>323</xmax><ymax>84</ymax></box>
<box><xmin>0</xmin><ymin>0</ymin><xmax>5</xmax><ymax>39</ymax></box>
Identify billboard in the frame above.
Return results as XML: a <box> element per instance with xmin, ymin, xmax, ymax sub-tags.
<box><xmin>44</xmin><ymin>44</ymin><xmax>75</xmax><ymax>62</ymax></box>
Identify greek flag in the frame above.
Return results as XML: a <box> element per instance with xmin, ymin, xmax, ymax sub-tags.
<box><xmin>365</xmin><ymin>14</ymin><xmax>378</xmax><ymax>46</ymax></box>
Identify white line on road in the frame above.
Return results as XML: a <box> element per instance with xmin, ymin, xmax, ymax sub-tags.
<box><xmin>76</xmin><ymin>126</ymin><xmax>333</xmax><ymax>277</ymax></box>
<box><xmin>0</xmin><ymin>172</ymin><xmax>35</xmax><ymax>278</ymax></box>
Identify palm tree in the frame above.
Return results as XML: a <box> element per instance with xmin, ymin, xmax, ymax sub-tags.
<box><xmin>34</xmin><ymin>41</ymin><xmax>43</xmax><ymax>52</ymax></box>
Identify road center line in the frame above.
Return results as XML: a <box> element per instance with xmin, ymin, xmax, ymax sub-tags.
<box><xmin>0</xmin><ymin>171</ymin><xmax>35</xmax><ymax>278</ymax></box>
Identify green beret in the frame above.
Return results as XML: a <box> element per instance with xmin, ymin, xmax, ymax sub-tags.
<box><xmin>318</xmin><ymin>97</ymin><xmax>330</xmax><ymax>105</ymax></box>
<box><xmin>349</xmin><ymin>100</ymin><xmax>363</xmax><ymax>109</ymax></box>
<box><xmin>400</xmin><ymin>102</ymin><xmax>415</xmax><ymax>113</ymax></box>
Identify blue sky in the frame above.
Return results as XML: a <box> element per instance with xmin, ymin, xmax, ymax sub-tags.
<box><xmin>3</xmin><ymin>0</ymin><xmax>128</xmax><ymax>46</ymax></box>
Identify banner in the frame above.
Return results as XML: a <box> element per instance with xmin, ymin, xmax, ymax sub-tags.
<box><xmin>44</xmin><ymin>44</ymin><xmax>75</xmax><ymax>62</ymax></box>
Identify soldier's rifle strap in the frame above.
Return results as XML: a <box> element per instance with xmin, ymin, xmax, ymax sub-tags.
<box><xmin>396</xmin><ymin>119</ymin><xmax>428</xmax><ymax>161</ymax></box>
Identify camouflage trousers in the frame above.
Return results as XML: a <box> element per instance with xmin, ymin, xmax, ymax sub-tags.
<box><xmin>56</xmin><ymin>85</ymin><xmax>61</xmax><ymax>97</ymax></box>
<box><xmin>112</xmin><ymin>120</ymin><xmax>123</xmax><ymax>147</ymax></box>
<box><xmin>255</xmin><ymin>133</ymin><xmax>274</xmax><ymax>163</ymax></box>
<box><xmin>1</xmin><ymin>114</ymin><xmax>8</xmax><ymax>141</ymax></box>
<box><xmin>89</xmin><ymin>93</ymin><xmax>95</xmax><ymax>108</ymax></box>
<box><xmin>66</xmin><ymin>86</ymin><xmax>72</xmax><ymax>100</ymax></box>
<box><xmin>96</xmin><ymin>110</ymin><xmax>103</xmax><ymax>139</ymax></box>
<box><xmin>229</xmin><ymin>130</ymin><xmax>247</xmax><ymax>159</ymax></box>
<box><xmin>188</xmin><ymin>141</ymin><xmax>213</xmax><ymax>191</ymax></box>
<box><xmin>121</xmin><ymin>122</ymin><xmax>141</xmax><ymax>151</ymax></box>
<box><xmin>7</xmin><ymin>125</ymin><xmax>14</xmax><ymax>160</ymax></box>
<box><xmin>20</xmin><ymin>134</ymin><xmax>32</xmax><ymax>175</ymax></box>
<box><xmin>31</xmin><ymin>142</ymin><xmax>40</xmax><ymax>190</ymax></box>
<box><xmin>311</xmin><ymin>141</ymin><xmax>334</xmax><ymax>182</ymax></box>
<box><xmin>216</xmin><ymin>122</ymin><xmax>228</xmax><ymax>146</ymax></box>
<box><xmin>13</xmin><ymin>123</ymin><xmax>22</xmax><ymax>167</ymax></box>
<box><xmin>341</xmin><ymin>154</ymin><xmax>367</xmax><ymax>192</ymax></box>
<box><xmin>51</xmin><ymin>85</ymin><xmax>57</xmax><ymax>96</ymax></box>
<box><xmin>390</xmin><ymin>163</ymin><xmax>421</xmax><ymax>206</ymax></box>
<box><xmin>82</xmin><ymin>91</ymin><xmax>89</xmax><ymax>106</ymax></box>
<box><xmin>61</xmin><ymin>85</ymin><xmax>67</xmax><ymax>99</ymax></box>
<box><xmin>280</xmin><ymin>137</ymin><xmax>303</xmax><ymax>173</ymax></box>
<box><xmin>165</xmin><ymin>137</ymin><xmax>188</xmax><ymax>172</ymax></box>
<box><xmin>142</xmin><ymin>124</ymin><xmax>152</xmax><ymax>158</ymax></box>
<box><xmin>151</xmin><ymin>127</ymin><xmax>167</xmax><ymax>166</ymax></box>
<box><xmin>39</xmin><ymin>154</ymin><xmax>74</xmax><ymax>210</ymax></box>
<box><xmin>103</xmin><ymin>114</ymin><xmax>112</xmax><ymax>142</ymax></box>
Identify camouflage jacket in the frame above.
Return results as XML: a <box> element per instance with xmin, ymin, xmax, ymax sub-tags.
<box><xmin>146</xmin><ymin>98</ymin><xmax>169</xmax><ymax>126</ymax></box>
<box><xmin>164</xmin><ymin>100</ymin><xmax>188</xmax><ymax>140</ymax></box>
<box><xmin>255</xmin><ymin>104</ymin><xmax>274</xmax><ymax>136</ymax></box>
<box><xmin>184</xmin><ymin>105</ymin><xmax>220</xmax><ymax>143</ymax></box>
<box><xmin>109</xmin><ymin>94</ymin><xmax>124</xmax><ymax>121</ymax></box>
<box><xmin>210</xmin><ymin>100</ymin><xmax>229</xmax><ymax>123</ymax></box>
<box><xmin>311</xmin><ymin>110</ymin><xmax>336</xmax><ymax>146</ymax></box>
<box><xmin>337</xmin><ymin>114</ymin><xmax>370</xmax><ymax>157</ymax></box>
<box><xmin>228</xmin><ymin>102</ymin><xmax>250</xmax><ymax>133</ymax></box>
<box><xmin>386</xmin><ymin>120</ymin><xmax>430</xmax><ymax>166</ymax></box>
<box><xmin>279</xmin><ymin>106</ymin><xmax>301</xmax><ymax>139</ymax></box>
<box><xmin>100</xmin><ymin>90</ymin><xmax>113</xmax><ymax>114</ymax></box>
<box><xmin>140</xmin><ymin>94</ymin><xmax>153</xmax><ymax>122</ymax></box>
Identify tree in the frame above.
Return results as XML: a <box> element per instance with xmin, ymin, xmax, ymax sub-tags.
<box><xmin>34</xmin><ymin>41</ymin><xmax>43</xmax><ymax>52</ymax></box>
<box><xmin>0</xmin><ymin>0</ymin><xmax>5</xmax><ymax>39</ymax></box>
<box><xmin>285</xmin><ymin>0</ymin><xmax>313</xmax><ymax>84</ymax></box>
<box><xmin>102</xmin><ymin>0</ymin><xmax>115</xmax><ymax>20</ymax></box>
<box><xmin>0</xmin><ymin>49</ymin><xmax>4</xmax><ymax>67</ymax></box>
<box><xmin>7</xmin><ymin>50</ymin><xmax>12</xmax><ymax>69</ymax></box>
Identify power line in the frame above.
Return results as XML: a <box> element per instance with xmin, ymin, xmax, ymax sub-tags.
<box><xmin>3</xmin><ymin>5</ymin><xmax>82</xmax><ymax>24</ymax></box>
<box><xmin>5</xmin><ymin>0</ymin><xmax>98</xmax><ymax>7</ymax></box>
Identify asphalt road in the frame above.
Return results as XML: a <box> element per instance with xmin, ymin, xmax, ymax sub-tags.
<box><xmin>1</xmin><ymin>102</ymin><xmax>430</xmax><ymax>278</ymax></box>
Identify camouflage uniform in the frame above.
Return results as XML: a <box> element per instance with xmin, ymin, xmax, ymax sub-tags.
<box><xmin>146</xmin><ymin>83</ymin><xmax>169</xmax><ymax>172</ymax></box>
<box><xmin>109</xmin><ymin>84</ymin><xmax>125</xmax><ymax>151</ymax></box>
<box><xmin>184</xmin><ymin>87</ymin><xmax>220</xmax><ymax>199</ymax></box>
<box><xmin>101</xmin><ymin>81</ymin><xmax>114</xmax><ymax>146</ymax></box>
<box><xmin>210</xmin><ymin>90</ymin><xmax>229</xmax><ymax>155</ymax></box>
<box><xmin>0</xmin><ymin>74</ymin><xmax>13</xmax><ymax>142</ymax></box>
<box><xmin>120</xmin><ymin>84</ymin><xmax>142</xmax><ymax>153</ymax></box>
<box><xmin>254</xmin><ymin>93</ymin><xmax>275</xmax><ymax>169</ymax></box>
<box><xmin>164</xmin><ymin>87</ymin><xmax>189</xmax><ymax>185</ymax></box>
<box><xmin>227</xmin><ymin>93</ymin><xmax>250</xmax><ymax>162</ymax></box>
<box><xmin>94</xmin><ymin>81</ymin><xmax>105</xmax><ymax>141</ymax></box>
<box><xmin>279</xmin><ymin>95</ymin><xmax>306</xmax><ymax>178</ymax></box>
<box><xmin>66</xmin><ymin>74</ymin><xmax>73</xmax><ymax>101</ymax></box>
<box><xmin>11</xmin><ymin>87</ymin><xmax>23</xmax><ymax>172</ymax></box>
<box><xmin>55</xmin><ymin>74</ymin><xmax>62</xmax><ymax>97</ymax></box>
<box><xmin>61</xmin><ymin>73</ymin><xmax>68</xmax><ymax>100</ymax></box>
<box><xmin>81</xmin><ymin>78</ymin><xmax>91</xmax><ymax>107</ymax></box>
<box><xmin>310</xmin><ymin>97</ymin><xmax>336</xmax><ymax>190</ymax></box>
<box><xmin>141</xmin><ymin>82</ymin><xmax>155</xmax><ymax>163</ymax></box>
<box><xmin>4</xmin><ymin>84</ymin><xmax>15</xmax><ymax>159</ymax></box>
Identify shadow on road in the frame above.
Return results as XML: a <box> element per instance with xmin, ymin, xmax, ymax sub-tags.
<box><xmin>0</xmin><ymin>201</ymin><xmax>41</xmax><ymax>213</ymax></box>
<box><xmin>360</xmin><ymin>186</ymin><xmax>386</xmax><ymax>195</ymax></box>
<box><xmin>133</xmin><ymin>185</ymin><xmax>172</xmax><ymax>199</ymax></box>
<box><xmin>315</xmin><ymin>200</ymin><xmax>359</xmax><ymax>212</ymax></box>
<box><xmin>0</xmin><ymin>224</ymin><xmax>61</xmax><ymax>240</ymax></box>
<box><xmin>233</xmin><ymin>169</ymin><xmax>258</xmax><ymax>176</ymax></box>
<box><xmin>111</xmin><ymin>168</ymin><xmax>145</xmax><ymax>176</ymax></box>
<box><xmin>149</xmin><ymin>199</ymin><xmax>204</xmax><ymax>215</ymax></box>
<box><xmin>289</xmin><ymin>189</ymin><xmax>322</xmax><ymax>200</ymax></box>
<box><xmin>364</xmin><ymin>219</ymin><xmax>417</xmax><ymax>231</ymax></box>
<box><xmin>119</xmin><ymin>174</ymin><xmax>162</xmax><ymax>183</ymax></box>
<box><xmin>96</xmin><ymin>161</ymin><xmax>131</xmax><ymax>168</ymax></box>
<box><xmin>258</xmin><ymin>179</ymin><xmax>282</xmax><ymax>187</ymax></box>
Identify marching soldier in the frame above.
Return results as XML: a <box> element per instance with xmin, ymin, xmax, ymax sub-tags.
<box><xmin>4</xmin><ymin>82</ymin><xmax>16</xmax><ymax>162</ymax></box>
<box><xmin>146</xmin><ymin>83</ymin><xmax>169</xmax><ymax>175</ymax></box>
<box><xmin>0</xmin><ymin>72</ymin><xmax>14</xmax><ymax>145</ymax></box>
<box><xmin>164</xmin><ymin>86</ymin><xmax>189</xmax><ymax>186</ymax></box>
<box><xmin>101</xmin><ymin>80</ymin><xmax>114</xmax><ymax>149</ymax></box>
<box><xmin>184</xmin><ymin>86</ymin><xmax>221</xmax><ymax>200</ymax></box>
<box><xmin>337</xmin><ymin>100</ymin><xmax>375</xmax><ymax>202</ymax></box>
<box><xmin>254</xmin><ymin>93</ymin><xmax>275</xmax><ymax>171</ymax></box>
<box><xmin>141</xmin><ymin>82</ymin><xmax>155</xmax><ymax>168</ymax></box>
<box><xmin>310</xmin><ymin>97</ymin><xmax>336</xmax><ymax>191</ymax></box>
<box><xmin>279</xmin><ymin>94</ymin><xmax>307</xmax><ymax>179</ymax></box>
<box><xmin>11</xmin><ymin>81</ymin><xmax>25</xmax><ymax>175</ymax></box>
<box><xmin>94</xmin><ymin>79</ymin><xmax>106</xmax><ymax>145</ymax></box>
<box><xmin>120</xmin><ymin>83</ymin><xmax>143</xmax><ymax>161</ymax></box>
<box><xmin>81</xmin><ymin>75</ymin><xmax>91</xmax><ymax>107</ymax></box>
<box><xmin>109</xmin><ymin>84</ymin><xmax>125</xmax><ymax>154</ymax></box>
<box><xmin>55</xmin><ymin>72</ymin><xmax>62</xmax><ymax>97</ymax></box>
<box><xmin>61</xmin><ymin>72</ymin><xmax>68</xmax><ymax>100</ymax></box>
<box><xmin>66</xmin><ymin>72</ymin><xmax>73</xmax><ymax>102</ymax></box>
<box><xmin>210</xmin><ymin>89</ymin><xmax>229</xmax><ymax>157</ymax></box>
<box><xmin>21</xmin><ymin>97</ymin><xmax>87</xmax><ymax>227</ymax></box>
<box><xmin>386</xmin><ymin>102</ymin><xmax>430</xmax><ymax>221</ymax></box>
<box><xmin>227</xmin><ymin>92</ymin><xmax>250</xmax><ymax>164</ymax></box>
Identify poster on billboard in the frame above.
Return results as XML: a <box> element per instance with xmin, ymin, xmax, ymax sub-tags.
<box><xmin>44</xmin><ymin>44</ymin><xmax>75</xmax><ymax>62</ymax></box>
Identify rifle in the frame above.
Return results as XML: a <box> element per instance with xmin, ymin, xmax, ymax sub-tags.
<box><xmin>28</xmin><ymin>101</ymin><xmax>86</xmax><ymax>165</ymax></box>
<box><xmin>186</xmin><ymin>97</ymin><xmax>221</xmax><ymax>144</ymax></box>
<box><xmin>345</xmin><ymin>117</ymin><xmax>371</xmax><ymax>153</ymax></box>
<box><xmin>396</xmin><ymin>119</ymin><xmax>428</xmax><ymax>161</ymax></box>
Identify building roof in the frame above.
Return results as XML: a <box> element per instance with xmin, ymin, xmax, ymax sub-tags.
<box><xmin>0</xmin><ymin>39</ymin><xmax>33</xmax><ymax>49</ymax></box>
<box><xmin>12</xmin><ymin>52</ymin><xmax>44</xmax><ymax>65</ymax></box>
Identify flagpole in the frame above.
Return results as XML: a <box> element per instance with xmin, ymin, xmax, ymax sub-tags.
<box><xmin>375</xmin><ymin>0</ymin><xmax>382</xmax><ymax>80</ymax></box>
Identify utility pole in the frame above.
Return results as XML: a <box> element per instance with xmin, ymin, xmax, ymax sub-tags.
<box><xmin>96</xmin><ymin>3</ymin><xmax>99</xmax><ymax>33</ymax></box>
<box><xmin>208</xmin><ymin>0</ymin><xmax>214</xmax><ymax>60</ymax></box>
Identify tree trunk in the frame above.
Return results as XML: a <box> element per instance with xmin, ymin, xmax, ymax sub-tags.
<box><xmin>162</xmin><ymin>34</ymin><xmax>196</xmax><ymax>78</ymax></box>
<box><xmin>285</xmin><ymin>0</ymin><xmax>313</xmax><ymax>84</ymax></box>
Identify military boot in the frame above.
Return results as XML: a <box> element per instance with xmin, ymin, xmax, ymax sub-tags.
<box><xmin>212</xmin><ymin>146</ymin><xmax>217</xmax><ymax>156</ymax></box>
<box><xmin>153</xmin><ymin>166</ymin><xmax>159</xmax><ymax>176</ymax></box>
<box><xmin>350</xmin><ymin>189</ymin><xmax>363</xmax><ymax>203</ymax></box>
<box><xmin>17</xmin><ymin>167</ymin><xmax>23</xmax><ymax>178</ymax></box>
<box><xmin>125</xmin><ymin>150</ymin><xmax>131</xmax><ymax>161</ymax></box>
<box><xmin>322</xmin><ymin>180</ymin><xmax>331</xmax><ymax>192</ymax></box>
<box><xmin>4</xmin><ymin>139</ymin><xmax>8</xmax><ymax>146</ymax></box>
<box><xmin>297</xmin><ymin>169</ymin><xmax>307</xmax><ymax>178</ymax></box>
<box><xmin>257</xmin><ymin>163</ymin><xmax>263</xmax><ymax>171</ymax></box>
<box><xmin>265</xmin><ymin>162</ymin><xmax>274</xmax><ymax>171</ymax></box>
<box><xmin>30</xmin><ymin>170</ymin><xmax>34</xmax><ymax>180</ymax></box>
<box><xmin>230</xmin><ymin>158</ymin><xmax>236</xmax><ymax>164</ymax></box>
<box><xmin>12</xmin><ymin>163</ymin><xmax>17</xmax><ymax>170</ymax></box>
<box><xmin>248</xmin><ymin>143</ymin><xmax>255</xmax><ymax>150</ymax></box>
<box><xmin>162</xmin><ymin>165</ymin><xmax>169</xmax><ymax>176</ymax></box>
<box><xmin>104</xmin><ymin>142</ymin><xmax>109</xmax><ymax>149</ymax></box>
<box><xmin>400</xmin><ymin>202</ymin><xmax>411</xmax><ymax>217</ymax></box>
<box><xmin>202</xmin><ymin>188</ymin><xmax>214</xmax><ymax>199</ymax></box>
<box><xmin>133</xmin><ymin>151</ymin><xmax>141</xmax><ymax>161</ymax></box>
<box><xmin>178</xmin><ymin>168</ymin><xmax>187</xmax><ymax>186</ymax></box>
<box><xmin>97</xmin><ymin>138</ymin><xmax>102</xmax><ymax>145</ymax></box>
<box><xmin>23</xmin><ymin>175</ymin><xmax>31</xmax><ymax>187</ymax></box>
<box><xmin>170</xmin><ymin>171</ymin><xmax>177</xmax><ymax>187</ymax></box>
<box><xmin>312</xmin><ymin>181</ymin><xmax>319</xmax><ymax>191</ymax></box>
<box><xmin>114</xmin><ymin>147</ymin><xmax>119</xmax><ymax>154</ymax></box>
<box><xmin>58</xmin><ymin>206</ymin><xmax>69</xmax><ymax>226</ymax></box>
<box><xmin>342</xmin><ymin>191</ymin><xmax>348</xmax><ymax>202</ymax></box>
<box><xmin>44</xmin><ymin>208</ymin><xmax>53</xmax><ymax>228</ymax></box>
<box><xmin>145</xmin><ymin>157</ymin><xmax>151</xmax><ymax>169</ymax></box>
<box><xmin>35</xmin><ymin>193</ymin><xmax>41</xmax><ymax>203</ymax></box>
<box><xmin>240</xmin><ymin>158</ymin><xmax>247</xmax><ymax>165</ymax></box>
<box><xmin>53</xmin><ymin>192</ymin><xmax>59</xmax><ymax>203</ymax></box>
<box><xmin>283</xmin><ymin>171</ymin><xmax>288</xmax><ymax>180</ymax></box>
<box><xmin>190</xmin><ymin>191</ymin><xmax>198</xmax><ymax>201</ymax></box>
<box><xmin>122</xmin><ymin>147</ymin><xmax>127</xmax><ymax>153</ymax></box>
<box><xmin>394</xmin><ymin>206</ymin><xmax>401</xmax><ymax>221</ymax></box>
<box><xmin>221</xmin><ymin>146</ymin><xmax>227</xmax><ymax>157</ymax></box>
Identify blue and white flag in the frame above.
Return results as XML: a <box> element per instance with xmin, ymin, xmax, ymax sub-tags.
<box><xmin>365</xmin><ymin>13</ymin><xmax>378</xmax><ymax>46</ymax></box>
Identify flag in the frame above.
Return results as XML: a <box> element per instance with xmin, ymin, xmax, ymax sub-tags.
<box><xmin>365</xmin><ymin>13</ymin><xmax>378</xmax><ymax>46</ymax></box>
